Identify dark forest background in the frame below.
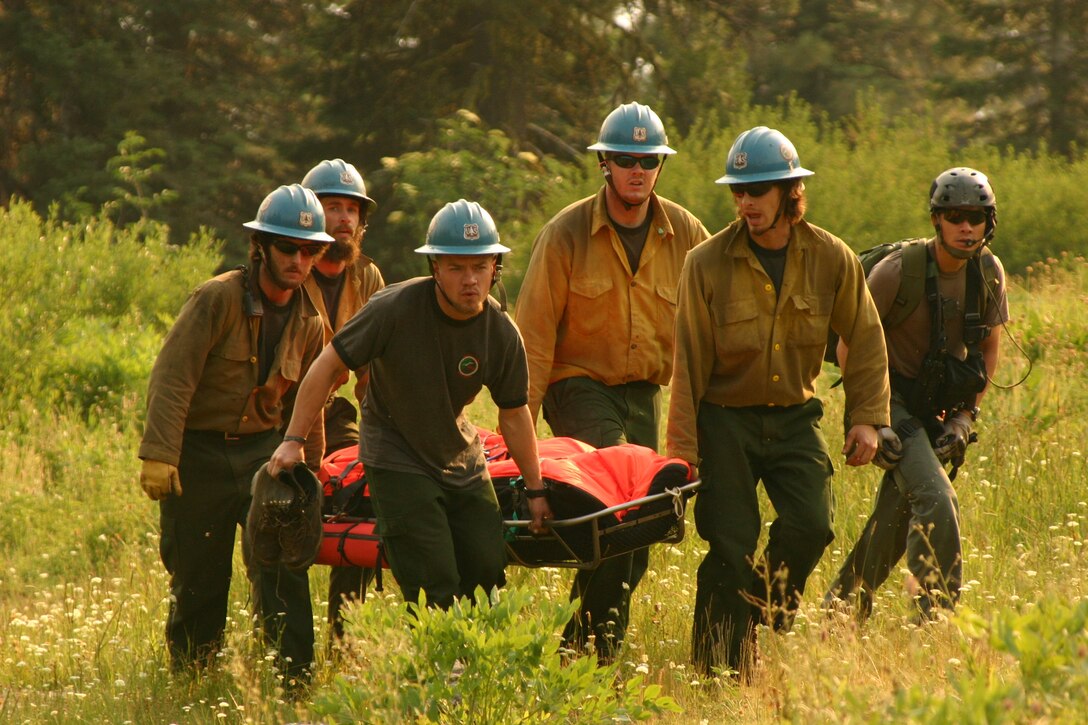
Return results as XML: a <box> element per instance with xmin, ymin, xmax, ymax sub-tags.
<box><xmin>4</xmin><ymin>0</ymin><xmax>1087</xmax><ymax>285</ymax></box>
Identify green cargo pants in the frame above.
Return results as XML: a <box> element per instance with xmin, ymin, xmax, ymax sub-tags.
<box><xmin>691</xmin><ymin>399</ymin><xmax>834</xmax><ymax>678</ymax></box>
<box><xmin>162</xmin><ymin>429</ymin><xmax>313</xmax><ymax>681</ymax></box>
<box><xmin>543</xmin><ymin>376</ymin><xmax>660</xmax><ymax>661</ymax></box>
<box><xmin>366</xmin><ymin>465</ymin><xmax>506</xmax><ymax>609</ymax></box>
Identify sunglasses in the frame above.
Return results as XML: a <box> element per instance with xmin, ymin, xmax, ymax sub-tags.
<box><xmin>270</xmin><ymin>239</ymin><xmax>326</xmax><ymax>257</ymax></box>
<box><xmin>941</xmin><ymin>209</ymin><xmax>988</xmax><ymax>226</ymax></box>
<box><xmin>729</xmin><ymin>181</ymin><xmax>776</xmax><ymax>198</ymax></box>
<box><xmin>609</xmin><ymin>154</ymin><xmax>662</xmax><ymax>170</ymax></box>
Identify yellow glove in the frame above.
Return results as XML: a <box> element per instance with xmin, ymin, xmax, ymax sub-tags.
<box><xmin>140</xmin><ymin>459</ymin><xmax>183</xmax><ymax>500</ymax></box>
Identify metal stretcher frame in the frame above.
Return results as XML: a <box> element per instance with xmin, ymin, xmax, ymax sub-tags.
<box><xmin>501</xmin><ymin>479</ymin><xmax>702</xmax><ymax>570</ymax></box>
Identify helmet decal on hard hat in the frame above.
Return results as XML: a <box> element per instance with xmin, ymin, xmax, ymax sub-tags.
<box><xmin>715</xmin><ymin>126</ymin><xmax>814</xmax><ymax>185</ymax></box>
<box><xmin>244</xmin><ymin>184</ymin><xmax>335</xmax><ymax>243</ymax></box>
<box><xmin>414</xmin><ymin>199</ymin><xmax>510</xmax><ymax>256</ymax></box>
<box><xmin>587</xmin><ymin>102</ymin><xmax>676</xmax><ymax>155</ymax></box>
<box><xmin>301</xmin><ymin>158</ymin><xmax>377</xmax><ymax>211</ymax></box>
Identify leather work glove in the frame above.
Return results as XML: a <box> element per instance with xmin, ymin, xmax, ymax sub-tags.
<box><xmin>871</xmin><ymin>426</ymin><xmax>904</xmax><ymax>471</ymax></box>
<box><xmin>140</xmin><ymin>459</ymin><xmax>183</xmax><ymax>501</ymax></box>
<box><xmin>933</xmin><ymin>412</ymin><xmax>973</xmax><ymax>464</ymax></box>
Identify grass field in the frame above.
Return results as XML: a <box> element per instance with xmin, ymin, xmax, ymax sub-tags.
<box><xmin>1</xmin><ymin>254</ymin><xmax>1085</xmax><ymax>723</ymax></box>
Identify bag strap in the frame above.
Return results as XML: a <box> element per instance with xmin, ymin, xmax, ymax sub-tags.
<box><xmin>883</xmin><ymin>240</ymin><xmax>929</xmax><ymax>329</ymax></box>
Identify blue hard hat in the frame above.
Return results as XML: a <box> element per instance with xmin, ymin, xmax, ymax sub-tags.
<box><xmin>414</xmin><ymin>200</ymin><xmax>510</xmax><ymax>256</ymax></box>
<box><xmin>243</xmin><ymin>184</ymin><xmax>334</xmax><ymax>243</ymax></box>
<box><xmin>715</xmin><ymin>126</ymin><xmax>814</xmax><ymax>185</ymax></box>
<box><xmin>587</xmin><ymin>102</ymin><xmax>676</xmax><ymax>155</ymax></box>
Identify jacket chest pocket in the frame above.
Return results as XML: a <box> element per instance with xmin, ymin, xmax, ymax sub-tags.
<box><xmin>211</xmin><ymin>336</ymin><xmax>252</xmax><ymax>363</ymax></box>
<box><xmin>788</xmin><ymin>293</ymin><xmax>833</xmax><ymax>347</ymax></box>
<box><xmin>711</xmin><ymin>297</ymin><xmax>762</xmax><ymax>357</ymax></box>
<box><xmin>568</xmin><ymin>277</ymin><xmax>615</xmax><ymax>336</ymax></box>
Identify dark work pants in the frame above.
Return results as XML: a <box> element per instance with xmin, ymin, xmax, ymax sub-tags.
<box><xmin>366</xmin><ymin>465</ymin><xmax>506</xmax><ymax>610</ymax></box>
<box><xmin>321</xmin><ymin>398</ymin><xmax>376</xmax><ymax>640</ymax></box>
<box><xmin>543</xmin><ymin>376</ymin><xmax>661</xmax><ymax>661</ymax></box>
<box><xmin>161</xmin><ymin>429</ymin><xmax>313</xmax><ymax>681</ymax></box>
<box><xmin>691</xmin><ymin>399</ymin><xmax>834</xmax><ymax>678</ymax></box>
<box><xmin>825</xmin><ymin>397</ymin><xmax>962</xmax><ymax>618</ymax></box>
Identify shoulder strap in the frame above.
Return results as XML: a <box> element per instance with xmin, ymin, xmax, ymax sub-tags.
<box><xmin>883</xmin><ymin>239</ymin><xmax>931</xmax><ymax>329</ymax></box>
<box><xmin>962</xmin><ymin>249</ymin><xmax>998</xmax><ymax>350</ymax></box>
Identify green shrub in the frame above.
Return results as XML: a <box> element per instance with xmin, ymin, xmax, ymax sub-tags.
<box><xmin>311</xmin><ymin>587</ymin><xmax>680</xmax><ymax>723</ymax></box>
<box><xmin>0</xmin><ymin>199</ymin><xmax>221</xmax><ymax>420</ymax></box>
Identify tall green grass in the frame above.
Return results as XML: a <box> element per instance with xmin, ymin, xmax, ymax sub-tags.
<box><xmin>1</xmin><ymin>203</ymin><xmax>1085</xmax><ymax>722</ymax></box>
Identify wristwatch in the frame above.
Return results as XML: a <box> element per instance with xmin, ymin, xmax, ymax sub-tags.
<box><xmin>524</xmin><ymin>487</ymin><xmax>548</xmax><ymax>499</ymax></box>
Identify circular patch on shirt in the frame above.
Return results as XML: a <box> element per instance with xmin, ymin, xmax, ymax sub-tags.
<box><xmin>458</xmin><ymin>355</ymin><xmax>480</xmax><ymax>377</ymax></box>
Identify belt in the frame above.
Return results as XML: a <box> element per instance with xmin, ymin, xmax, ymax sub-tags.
<box><xmin>185</xmin><ymin>428</ymin><xmax>276</xmax><ymax>443</ymax></box>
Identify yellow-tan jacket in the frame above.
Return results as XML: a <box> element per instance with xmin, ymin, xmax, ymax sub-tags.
<box><xmin>667</xmin><ymin>219</ymin><xmax>890</xmax><ymax>464</ymax></box>
<box><xmin>304</xmin><ymin>254</ymin><xmax>385</xmax><ymax>401</ymax></box>
<box><xmin>139</xmin><ymin>267</ymin><xmax>325</xmax><ymax>467</ymax></box>
<box><xmin>515</xmin><ymin>188</ymin><xmax>710</xmax><ymax>421</ymax></box>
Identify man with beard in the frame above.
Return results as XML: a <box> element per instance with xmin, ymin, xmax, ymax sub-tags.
<box><xmin>138</xmin><ymin>184</ymin><xmax>330</xmax><ymax>684</ymax></box>
<box><xmin>300</xmin><ymin>159</ymin><xmax>385</xmax><ymax>640</ymax></box>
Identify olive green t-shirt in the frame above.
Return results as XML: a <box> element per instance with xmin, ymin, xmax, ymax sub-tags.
<box><xmin>867</xmin><ymin>240</ymin><xmax>1009</xmax><ymax>378</ymax></box>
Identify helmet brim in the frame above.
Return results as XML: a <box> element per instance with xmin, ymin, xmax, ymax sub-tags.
<box><xmin>413</xmin><ymin>242</ymin><xmax>511</xmax><ymax>256</ymax></box>
<box><xmin>715</xmin><ymin>167</ymin><xmax>814</xmax><ymax>185</ymax></box>
<box><xmin>313</xmin><ymin>190</ymin><xmax>378</xmax><ymax>211</ymax></box>
<box><xmin>243</xmin><ymin>220</ymin><xmax>335</xmax><ymax>243</ymax></box>
<box><xmin>587</xmin><ymin>142</ymin><xmax>677</xmax><ymax>155</ymax></box>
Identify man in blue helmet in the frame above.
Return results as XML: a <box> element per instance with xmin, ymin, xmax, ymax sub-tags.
<box><xmin>667</xmin><ymin>127</ymin><xmax>892</xmax><ymax>680</ymax></box>
<box><xmin>138</xmin><ymin>184</ymin><xmax>331</xmax><ymax>684</ymax></box>
<box><xmin>515</xmin><ymin>102</ymin><xmax>710</xmax><ymax>663</ymax></box>
<box><xmin>300</xmin><ymin>158</ymin><xmax>385</xmax><ymax>641</ymax></box>
<box><xmin>824</xmin><ymin>167</ymin><xmax>1009</xmax><ymax>623</ymax></box>
<box><xmin>270</xmin><ymin>200</ymin><xmax>552</xmax><ymax>609</ymax></box>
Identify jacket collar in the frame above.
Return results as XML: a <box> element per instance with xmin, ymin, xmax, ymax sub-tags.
<box><xmin>589</xmin><ymin>186</ymin><xmax>675</xmax><ymax>239</ymax></box>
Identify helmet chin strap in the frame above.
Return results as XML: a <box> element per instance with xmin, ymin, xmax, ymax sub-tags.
<box><xmin>430</xmin><ymin>257</ymin><xmax>508</xmax><ymax>312</ymax></box>
<box><xmin>598</xmin><ymin>153</ymin><xmax>664</xmax><ymax>213</ymax></box>
<box><xmin>752</xmin><ymin>190</ymin><xmax>787</xmax><ymax>238</ymax></box>
<box><xmin>937</xmin><ymin>230</ymin><xmax>986</xmax><ymax>260</ymax></box>
<box><xmin>934</xmin><ymin>207</ymin><xmax>995</xmax><ymax>260</ymax></box>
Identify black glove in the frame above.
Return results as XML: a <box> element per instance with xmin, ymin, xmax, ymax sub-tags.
<box><xmin>872</xmin><ymin>427</ymin><xmax>904</xmax><ymax>471</ymax></box>
<box><xmin>933</xmin><ymin>412</ymin><xmax>973</xmax><ymax>464</ymax></box>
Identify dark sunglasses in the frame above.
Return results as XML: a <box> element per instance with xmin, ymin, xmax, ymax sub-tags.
<box><xmin>729</xmin><ymin>181</ymin><xmax>776</xmax><ymax>198</ymax></box>
<box><xmin>942</xmin><ymin>209</ymin><xmax>988</xmax><ymax>226</ymax></box>
<box><xmin>609</xmin><ymin>154</ymin><xmax>662</xmax><ymax>170</ymax></box>
<box><xmin>271</xmin><ymin>239</ymin><xmax>325</xmax><ymax>257</ymax></box>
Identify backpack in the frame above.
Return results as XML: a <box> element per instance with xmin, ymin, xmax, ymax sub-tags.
<box><xmin>824</xmin><ymin>239</ymin><xmax>999</xmax><ymax>365</ymax></box>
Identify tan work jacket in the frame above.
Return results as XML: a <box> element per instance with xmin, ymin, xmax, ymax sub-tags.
<box><xmin>515</xmin><ymin>188</ymin><xmax>710</xmax><ymax>421</ymax></box>
<box><xmin>304</xmin><ymin>254</ymin><xmax>385</xmax><ymax>401</ymax></box>
<box><xmin>139</xmin><ymin>267</ymin><xmax>325</xmax><ymax>467</ymax></box>
<box><xmin>667</xmin><ymin>219</ymin><xmax>890</xmax><ymax>464</ymax></box>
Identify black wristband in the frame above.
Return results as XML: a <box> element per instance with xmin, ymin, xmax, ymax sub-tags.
<box><xmin>524</xmin><ymin>487</ymin><xmax>548</xmax><ymax>499</ymax></box>
<box><xmin>283</xmin><ymin>435</ymin><xmax>307</xmax><ymax>445</ymax></box>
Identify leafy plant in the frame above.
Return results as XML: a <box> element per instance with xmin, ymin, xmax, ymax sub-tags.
<box><xmin>311</xmin><ymin>587</ymin><xmax>680</xmax><ymax>723</ymax></box>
